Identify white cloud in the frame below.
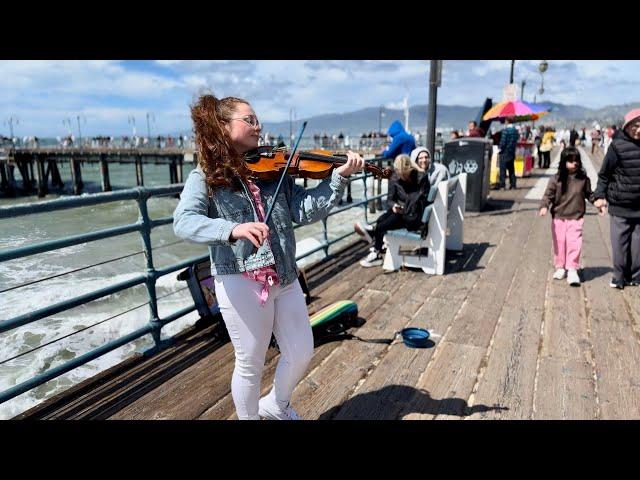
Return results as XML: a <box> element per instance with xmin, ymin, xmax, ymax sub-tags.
<box><xmin>2</xmin><ymin>60</ymin><xmax>640</xmax><ymax>137</ymax></box>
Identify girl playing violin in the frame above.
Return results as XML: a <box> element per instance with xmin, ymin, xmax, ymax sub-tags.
<box><xmin>173</xmin><ymin>93</ymin><xmax>364</xmax><ymax>420</ymax></box>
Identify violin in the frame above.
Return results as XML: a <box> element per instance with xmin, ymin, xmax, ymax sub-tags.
<box><xmin>244</xmin><ymin>146</ymin><xmax>392</xmax><ymax>180</ymax></box>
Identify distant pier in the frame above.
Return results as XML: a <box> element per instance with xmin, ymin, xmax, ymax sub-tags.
<box><xmin>0</xmin><ymin>146</ymin><xmax>383</xmax><ymax>198</ymax></box>
<box><xmin>0</xmin><ymin>147</ymin><xmax>193</xmax><ymax>197</ymax></box>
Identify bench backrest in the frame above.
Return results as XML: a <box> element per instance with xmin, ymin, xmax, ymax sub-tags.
<box><xmin>422</xmin><ymin>173</ymin><xmax>466</xmax><ymax>252</ymax></box>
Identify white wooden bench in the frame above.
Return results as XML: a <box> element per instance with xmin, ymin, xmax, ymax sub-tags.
<box><xmin>382</xmin><ymin>173</ymin><xmax>466</xmax><ymax>275</ymax></box>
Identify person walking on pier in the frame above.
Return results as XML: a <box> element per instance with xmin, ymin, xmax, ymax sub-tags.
<box><xmin>539</xmin><ymin>127</ymin><xmax>555</xmax><ymax>168</ymax></box>
<box><xmin>498</xmin><ymin>118</ymin><xmax>519</xmax><ymax>190</ymax></box>
<box><xmin>591</xmin><ymin>127</ymin><xmax>602</xmax><ymax>155</ymax></box>
<box><xmin>593</xmin><ymin>109</ymin><xmax>640</xmax><ymax>289</ymax></box>
<box><xmin>539</xmin><ymin>147</ymin><xmax>599</xmax><ymax>286</ymax></box>
<box><xmin>173</xmin><ymin>93</ymin><xmax>363</xmax><ymax>420</ymax></box>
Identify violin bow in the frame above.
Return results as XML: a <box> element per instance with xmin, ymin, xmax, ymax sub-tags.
<box><xmin>263</xmin><ymin>121</ymin><xmax>308</xmax><ymax>225</ymax></box>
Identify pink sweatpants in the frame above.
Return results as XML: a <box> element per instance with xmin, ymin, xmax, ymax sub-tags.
<box><xmin>551</xmin><ymin>218</ymin><xmax>584</xmax><ymax>270</ymax></box>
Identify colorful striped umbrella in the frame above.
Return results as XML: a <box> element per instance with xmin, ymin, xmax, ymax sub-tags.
<box><xmin>483</xmin><ymin>100</ymin><xmax>551</xmax><ymax>121</ymax></box>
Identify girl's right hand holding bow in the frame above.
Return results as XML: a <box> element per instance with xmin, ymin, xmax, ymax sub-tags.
<box><xmin>231</xmin><ymin>222</ymin><xmax>270</xmax><ymax>248</ymax></box>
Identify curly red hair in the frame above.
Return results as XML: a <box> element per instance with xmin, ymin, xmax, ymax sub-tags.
<box><xmin>190</xmin><ymin>93</ymin><xmax>251</xmax><ymax>192</ymax></box>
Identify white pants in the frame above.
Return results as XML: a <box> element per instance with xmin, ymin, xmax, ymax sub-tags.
<box><xmin>214</xmin><ymin>274</ymin><xmax>314</xmax><ymax>420</ymax></box>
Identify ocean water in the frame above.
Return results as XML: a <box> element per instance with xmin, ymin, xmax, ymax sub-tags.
<box><xmin>0</xmin><ymin>162</ymin><xmax>388</xmax><ymax>419</ymax></box>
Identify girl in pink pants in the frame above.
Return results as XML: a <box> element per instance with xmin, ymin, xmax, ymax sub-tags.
<box><xmin>539</xmin><ymin>147</ymin><xmax>602</xmax><ymax>286</ymax></box>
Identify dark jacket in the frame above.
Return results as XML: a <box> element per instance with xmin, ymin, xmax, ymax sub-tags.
<box><xmin>593</xmin><ymin>129</ymin><xmax>640</xmax><ymax>218</ymax></box>
<box><xmin>569</xmin><ymin>129</ymin><xmax>580</xmax><ymax>146</ymax></box>
<box><xmin>386</xmin><ymin>169</ymin><xmax>420</xmax><ymax>209</ymax></box>
<box><xmin>499</xmin><ymin>126</ymin><xmax>519</xmax><ymax>157</ymax></box>
<box><xmin>540</xmin><ymin>171</ymin><xmax>595</xmax><ymax>220</ymax></box>
<box><xmin>382</xmin><ymin>120</ymin><xmax>416</xmax><ymax>159</ymax></box>
<box><xmin>468</xmin><ymin>127</ymin><xmax>485</xmax><ymax>138</ymax></box>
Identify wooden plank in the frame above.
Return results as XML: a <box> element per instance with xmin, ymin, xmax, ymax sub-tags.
<box><xmin>444</xmin><ymin>204</ymin><xmax>535</xmax><ymax>348</ymax></box>
<box><xmin>466</xmin><ymin>213</ymin><xmax>550</xmax><ymax>420</ymax></box>
<box><xmin>333</xmin><ymin>205</ymin><xmax>516</xmax><ymax>420</ymax></box>
<box><xmin>287</xmin><ymin>272</ymin><xmax>428</xmax><ymax>420</ymax></box>
<box><xmin>18</xmin><ymin>321</ymin><xmax>226</xmax><ymax>419</ymax></box>
<box><xmin>399</xmin><ymin>193</ymin><xmax>537</xmax><ymax>419</ymax></box>
<box><xmin>585</xmin><ymin>317</ymin><xmax>640</xmax><ymax>419</ymax></box>
<box><xmin>401</xmin><ymin>342</ymin><xmax>486</xmax><ymax>419</ymax></box>
<box><xmin>201</xmin><ymin>278</ymin><xmax>395</xmax><ymax>420</ymax></box>
<box><xmin>533</xmin><ymin>252</ymin><xmax>598</xmax><ymax>420</ymax></box>
<box><xmin>108</xmin><ymin>345</ymin><xmax>241</xmax><ymax>420</ymax></box>
<box><xmin>534</xmin><ymin>358</ymin><xmax>598</xmax><ymax>419</ymax></box>
<box><xmin>540</xmin><ymin>273</ymin><xmax>594</xmax><ymax>362</ymax></box>
<box><xmin>581</xmin><ymin>208</ymin><xmax>640</xmax><ymax>419</ymax></box>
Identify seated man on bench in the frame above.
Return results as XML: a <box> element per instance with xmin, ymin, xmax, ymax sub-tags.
<box><xmin>354</xmin><ymin>147</ymin><xmax>449</xmax><ymax>268</ymax></box>
<box><xmin>411</xmin><ymin>146</ymin><xmax>450</xmax><ymax>189</ymax></box>
<box><xmin>382</xmin><ymin>173</ymin><xmax>466</xmax><ymax>275</ymax></box>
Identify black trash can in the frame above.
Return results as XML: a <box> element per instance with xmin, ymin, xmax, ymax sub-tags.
<box><xmin>441</xmin><ymin>138</ymin><xmax>492</xmax><ymax>212</ymax></box>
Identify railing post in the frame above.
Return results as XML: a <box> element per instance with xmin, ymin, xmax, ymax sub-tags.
<box><xmin>362</xmin><ymin>173</ymin><xmax>370</xmax><ymax>224</ymax></box>
<box><xmin>50</xmin><ymin>159</ymin><xmax>64</xmax><ymax>188</ymax></box>
<box><xmin>6</xmin><ymin>161</ymin><xmax>16</xmax><ymax>196</ymax></box>
<box><xmin>70</xmin><ymin>157</ymin><xmax>83</xmax><ymax>195</ymax></box>
<box><xmin>100</xmin><ymin>154</ymin><xmax>111</xmax><ymax>192</ymax></box>
<box><xmin>136</xmin><ymin>188</ymin><xmax>162</xmax><ymax>348</ymax></box>
<box><xmin>0</xmin><ymin>161</ymin><xmax>8</xmax><ymax>191</ymax></box>
<box><xmin>169</xmin><ymin>158</ymin><xmax>177</xmax><ymax>184</ymax></box>
<box><xmin>375</xmin><ymin>157</ymin><xmax>383</xmax><ymax>211</ymax></box>
<box><xmin>135</xmin><ymin>155</ymin><xmax>144</xmax><ymax>186</ymax></box>
<box><xmin>28</xmin><ymin>158</ymin><xmax>35</xmax><ymax>189</ymax></box>
<box><xmin>322</xmin><ymin>217</ymin><xmax>329</xmax><ymax>256</ymax></box>
<box><xmin>368</xmin><ymin>170</ymin><xmax>376</xmax><ymax>214</ymax></box>
<box><xmin>176</xmin><ymin>155</ymin><xmax>184</xmax><ymax>183</ymax></box>
<box><xmin>35</xmin><ymin>155</ymin><xmax>47</xmax><ymax>198</ymax></box>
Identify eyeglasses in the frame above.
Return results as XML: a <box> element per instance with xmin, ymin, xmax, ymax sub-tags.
<box><xmin>231</xmin><ymin>115</ymin><xmax>261</xmax><ymax>128</ymax></box>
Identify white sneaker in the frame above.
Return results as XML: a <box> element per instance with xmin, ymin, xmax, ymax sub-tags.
<box><xmin>354</xmin><ymin>222</ymin><xmax>374</xmax><ymax>244</ymax></box>
<box><xmin>567</xmin><ymin>269</ymin><xmax>580</xmax><ymax>286</ymax></box>
<box><xmin>258</xmin><ymin>394</ymin><xmax>301</xmax><ymax>420</ymax></box>
<box><xmin>553</xmin><ymin>268</ymin><xmax>566</xmax><ymax>280</ymax></box>
<box><xmin>359</xmin><ymin>247</ymin><xmax>383</xmax><ymax>267</ymax></box>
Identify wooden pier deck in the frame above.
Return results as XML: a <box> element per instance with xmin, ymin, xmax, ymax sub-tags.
<box><xmin>15</xmin><ymin>148</ymin><xmax>640</xmax><ymax>420</ymax></box>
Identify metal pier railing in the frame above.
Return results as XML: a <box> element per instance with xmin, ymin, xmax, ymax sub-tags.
<box><xmin>0</xmin><ymin>168</ymin><xmax>389</xmax><ymax>406</ymax></box>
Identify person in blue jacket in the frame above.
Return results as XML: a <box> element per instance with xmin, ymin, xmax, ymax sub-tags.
<box><xmin>381</xmin><ymin>120</ymin><xmax>416</xmax><ymax>158</ymax></box>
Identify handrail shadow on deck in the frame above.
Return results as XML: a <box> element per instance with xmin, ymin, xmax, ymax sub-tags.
<box><xmin>318</xmin><ymin>384</ymin><xmax>509</xmax><ymax>420</ymax></box>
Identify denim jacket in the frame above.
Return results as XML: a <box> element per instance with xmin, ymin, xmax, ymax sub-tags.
<box><xmin>173</xmin><ymin>167</ymin><xmax>349</xmax><ymax>287</ymax></box>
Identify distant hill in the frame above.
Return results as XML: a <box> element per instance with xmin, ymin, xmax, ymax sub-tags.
<box><xmin>260</xmin><ymin>101</ymin><xmax>640</xmax><ymax>137</ymax></box>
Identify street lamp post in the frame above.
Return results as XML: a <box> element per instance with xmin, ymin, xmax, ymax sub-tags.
<box><xmin>5</xmin><ymin>116</ymin><xmax>18</xmax><ymax>140</ymax></box>
<box><xmin>128</xmin><ymin>115</ymin><xmax>136</xmax><ymax>138</ymax></box>
<box><xmin>426</xmin><ymin>60</ymin><xmax>442</xmax><ymax>160</ymax></box>
<box><xmin>146</xmin><ymin>112</ymin><xmax>155</xmax><ymax>140</ymax></box>
<box><xmin>76</xmin><ymin>115</ymin><xmax>86</xmax><ymax>145</ymax></box>
<box><xmin>538</xmin><ymin>60</ymin><xmax>548</xmax><ymax>96</ymax></box>
<box><xmin>510</xmin><ymin>60</ymin><xmax>515</xmax><ymax>84</ymax></box>
<box><xmin>289</xmin><ymin>108</ymin><xmax>295</xmax><ymax>144</ymax></box>
<box><xmin>521</xmin><ymin>79</ymin><xmax>527</xmax><ymax>101</ymax></box>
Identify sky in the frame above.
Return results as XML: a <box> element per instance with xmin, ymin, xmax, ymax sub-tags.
<box><xmin>1</xmin><ymin>60</ymin><xmax>639</xmax><ymax>138</ymax></box>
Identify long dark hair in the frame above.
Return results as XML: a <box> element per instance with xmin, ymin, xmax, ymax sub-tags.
<box><xmin>558</xmin><ymin>146</ymin><xmax>586</xmax><ymax>194</ymax></box>
<box><xmin>190</xmin><ymin>92</ymin><xmax>251</xmax><ymax>192</ymax></box>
